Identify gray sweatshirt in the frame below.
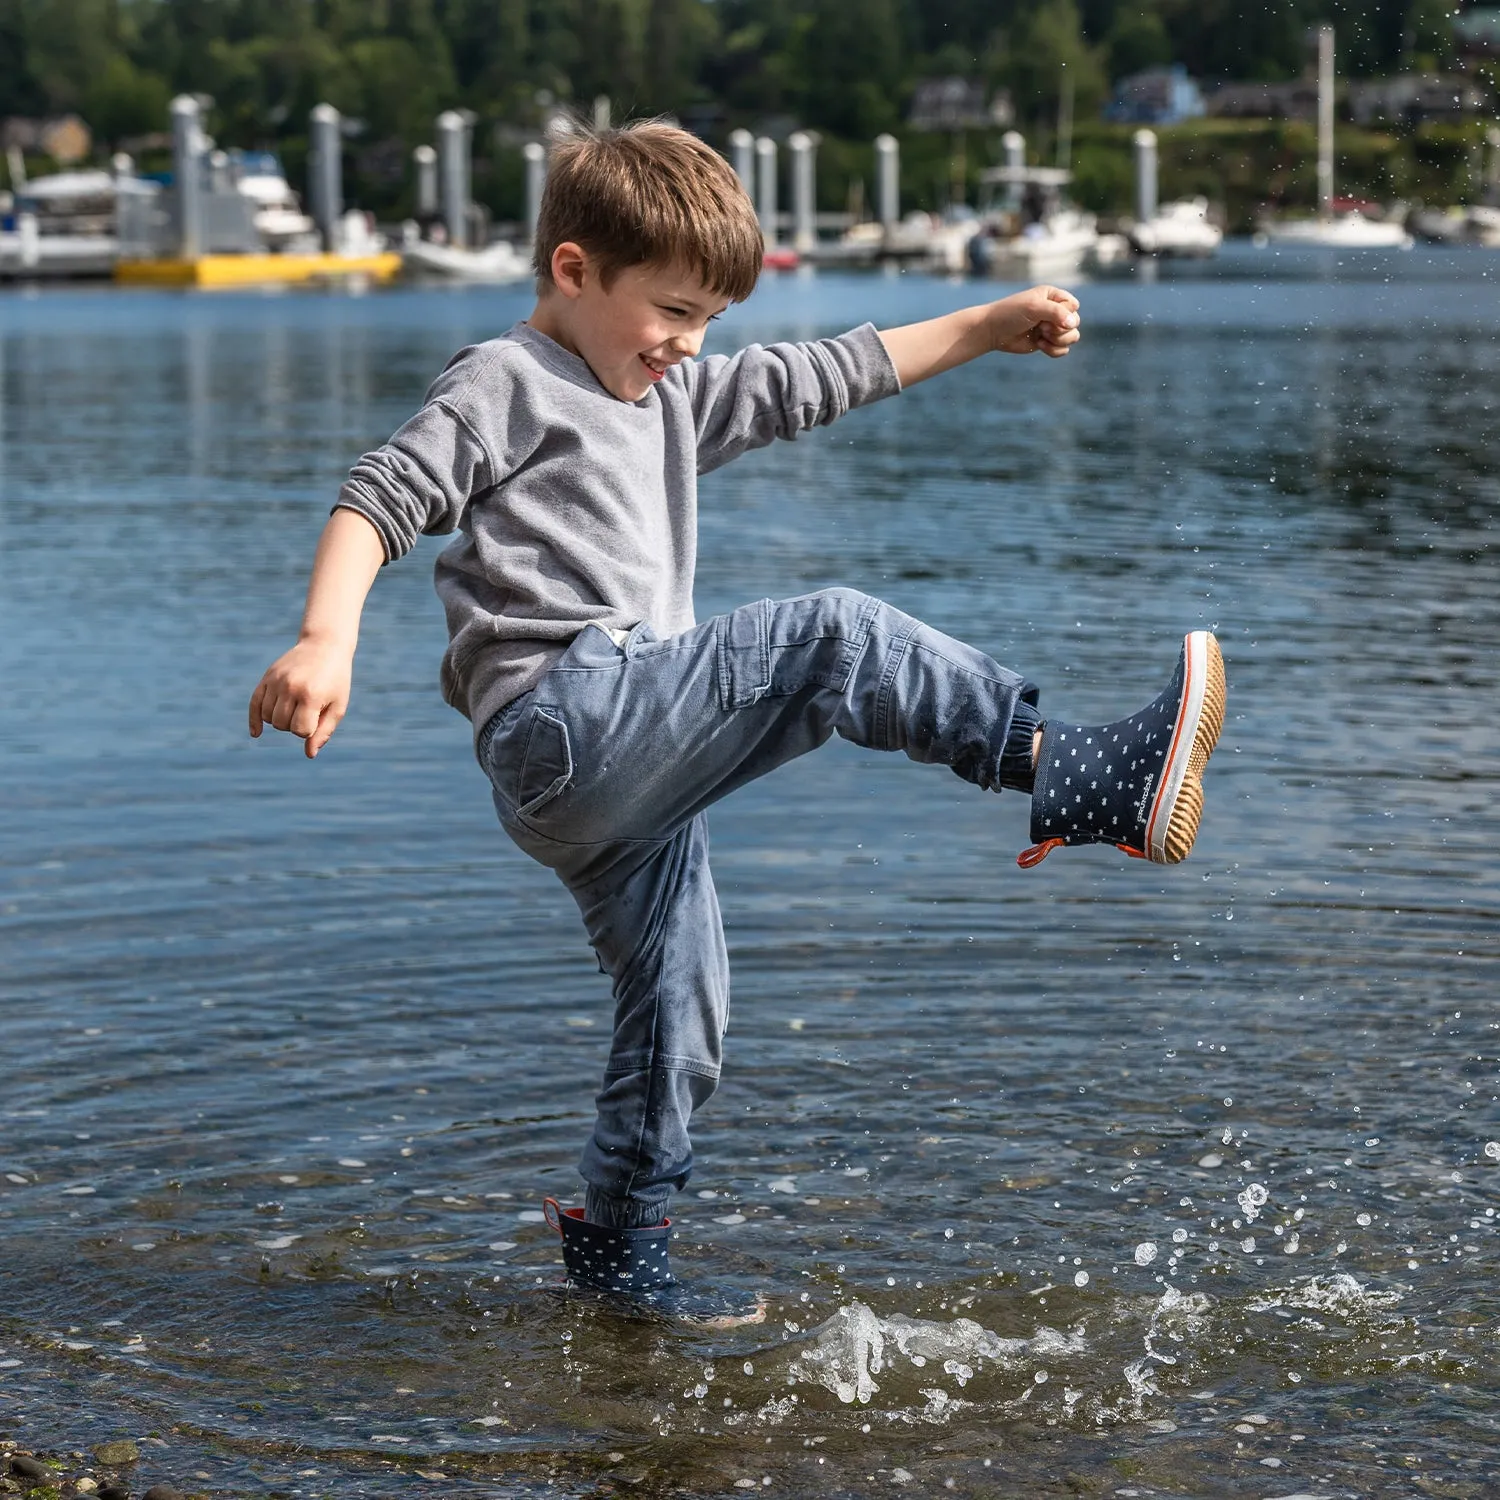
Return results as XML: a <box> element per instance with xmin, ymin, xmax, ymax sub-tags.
<box><xmin>335</xmin><ymin>320</ymin><xmax>901</xmax><ymax>745</ymax></box>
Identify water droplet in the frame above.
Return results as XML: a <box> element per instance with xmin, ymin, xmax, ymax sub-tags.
<box><xmin>1134</xmin><ymin>1242</ymin><xmax>1158</xmax><ymax>1266</ymax></box>
<box><xmin>1073</xmin><ymin>1270</ymin><xmax>1089</xmax><ymax>1287</ymax></box>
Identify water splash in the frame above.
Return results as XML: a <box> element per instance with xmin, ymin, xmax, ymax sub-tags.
<box><xmin>1246</xmin><ymin>1272</ymin><xmax>1402</xmax><ymax>1318</ymax></box>
<box><xmin>789</xmin><ymin>1302</ymin><xmax>1085</xmax><ymax>1409</ymax></box>
<box><xmin>1236</xmin><ymin>1182</ymin><xmax>1270</xmax><ymax>1222</ymax></box>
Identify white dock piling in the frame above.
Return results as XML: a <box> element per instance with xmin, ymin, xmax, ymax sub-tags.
<box><xmin>1002</xmin><ymin>131</ymin><xmax>1025</xmax><ymax>211</ymax></box>
<box><xmin>729</xmin><ymin>129</ymin><xmax>754</xmax><ymax>195</ymax></box>
<box><xmin>755</xmin><ymin>137</ymin><xmax>777</xmax><ymax>246</ymax></box>
<box><xmin>788</xmin><ymin>132</ymin><xmax>815</xmax><ymax>252</ymax></box>
<box><xmin>524</xmin><ymin>141</ymin><xmax>547</xmax><ymax>244</ymax></box>
<box><xmin>1133</xmin><ymin>128</ymin><xmax>1158</xmax><ymax>226</ymax></box>
<box><xmin>1316</xmin><ymin>25</ymin><xmax>1334</xmax><ymax>218</ymax></box>
<box><xmin>413</xmin><ymin>144</ymin><xmax>437</xmax><ymax>218</ymax></box>
<box><xmin>875</xmin><ymin>133</ymin><xmax>899</xmax><ymax>233</ymax></box>
<box><xmin>170</xmin><ymin>94</ymin><xmax>203</xmax><ymax>260</ymax></box>
<box><xmin>309</xmin><ymin>103</ymin><xmax>343</xmax><ymax>252</ymax></box>
<box><xmin>437</xmin><ymin>110</ymin><xmax>470</xmax><ymax>249</ymax></box>
<box><xmin>17</xmin><ymin>210</ymin><xmax>38</xmax><ymax>269</ymax></box>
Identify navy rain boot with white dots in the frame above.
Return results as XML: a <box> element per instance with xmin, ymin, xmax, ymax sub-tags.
<box><xmin>1019</xmin><ymin>630</ymin><xmax>1226</xmax><ymax>867</ymax></box>
<box><xmin>544</xmin><ymin>1199</ymin><xmax>766</xmax><ymax>1328</ymax></box>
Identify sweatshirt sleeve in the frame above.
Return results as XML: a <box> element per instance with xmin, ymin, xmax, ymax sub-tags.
<box><xmin>674</xmin><ymin>322</ymin><xmax>902</xmax><ymax>475</ymax></box>
<box><xmin>333</xmin><ymin>359</ymin><xmax>499</xmax><ymax>562</ymax></box>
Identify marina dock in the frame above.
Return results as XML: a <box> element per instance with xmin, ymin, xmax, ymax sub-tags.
<box><xmin>114</xmin><ymin>250</ymin><xmax>401</xmax><ymax>287</ymax></box>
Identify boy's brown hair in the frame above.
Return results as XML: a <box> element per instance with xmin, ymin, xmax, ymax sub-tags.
<box><xmin>533</xmin><ymin>120</ymin><xmax>762</xmax><ymax>302</ymax></box>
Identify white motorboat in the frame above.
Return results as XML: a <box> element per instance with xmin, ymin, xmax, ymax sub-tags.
<box><xmin>962</xmin><ymin>159</ymin><xmax>1121</xmax><ymax>280</ymax></box>
<box><xmin>1465</xmin><ymin>205</ymin><xmax>1500</xmax><ymax>247</ymax></box>
<box><xmin>231</xmin><ymin>150</ymin><xmax>317</xmax><ymax>248</ymax></box>
<box><xmin>965</xmin><ymin>208</ymin><xmax>1129</xmax><ymax>280</ymax></box>
<box><xmin>1259</xmin><ymin>211</ymin><xmax>1413</xmax><ymax>249</ymax></box>
<box><xmin>1</xmin><ymin>169</ymin><xmax>118</xmax><ymax>277</ymax></box>
<box><xmin>0</xmin><ymin>220</ymin><xmax>117</xmax><ymax>277</ymax></box>
<box><xmin>401</xmin><ymin>234</ymin><xmax>532</xmax><ymax>283</ymax></box>
<box><xmin>1411</xmin><ymin>203</ymin><xmax>1500</xmax><ymax>247</ymax></box>
<box><xmin>1126</xmin><ymin>197</ymin><xmax>1224</xmax><ymax>257</ymax></box>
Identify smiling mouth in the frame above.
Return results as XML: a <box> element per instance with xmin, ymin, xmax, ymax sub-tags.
<box><xmin>640</xmin><ymin>355</ymin><xmax>669</xmax><ymax>380</ymax></box>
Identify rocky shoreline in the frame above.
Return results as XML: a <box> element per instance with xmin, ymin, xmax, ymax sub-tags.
<box><xmin>1</xmin><ymin>1438</ymin><xmax>198</xmax><ymax>1499</ymax></box>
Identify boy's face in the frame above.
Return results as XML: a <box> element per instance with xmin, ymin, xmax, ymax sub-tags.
<box><xmin>536</xmin><ymin>249</ymin><xmax>731</xmax><ymax>402</ymax></box>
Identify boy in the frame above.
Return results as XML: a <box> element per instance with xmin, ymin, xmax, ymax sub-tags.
<box><xmin>249</xmin><ymin>122</ymin><xmax>1225</xmax><ymax>1325</ymax></box>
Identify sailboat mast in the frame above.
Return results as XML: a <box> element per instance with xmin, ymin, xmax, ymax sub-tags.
<box><xmin>1317</xmin><ymin>24</ymin><xmax>1334</xmax><ymax>219</ymax></box>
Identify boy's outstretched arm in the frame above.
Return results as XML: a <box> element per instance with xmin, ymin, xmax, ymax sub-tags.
<box><xmin>878</xmin><ymin>284</ymin><xmax>1080</xmax><ymax>388</ymax></box>
<box><xmin>248</xmin><ymin>507</ymin><xmax>386</xmax><ymax>758</ymax></box>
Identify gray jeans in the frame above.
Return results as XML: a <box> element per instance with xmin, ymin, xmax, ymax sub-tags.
<box><xmin>480</xmin><ymin>589</ymin><xmax>1033</xmax><ymax>1216</ymax></box>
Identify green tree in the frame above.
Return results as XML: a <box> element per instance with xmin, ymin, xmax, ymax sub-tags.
<box><xmin>85</xmin><ymin>53</ymin><xmax>172</xmax><ymax>142</ymax></box>
<box><xmin>1157</xmin><ymin>0</ymin><xmax>1315</xmax><ymax>82</ymax></box>
<box><xmin>797</xmin><ymin>0</ymin><xmax>904</xmax><ymax>138</ymax></box>
<box><xmin>0</xmin><ymin>0</ymin><xmax>43</xmax><ymax>119</ymax></box>
<box><xmin>206</xmin><ymin>29</ymin><xmax>351</xmax><ymax>142</ymax></box>
<box><xmin>1106</xmin><ymin>3</ymin><xmax>1171</xmax><ymax>80</ymax></box>
<box><xmin>344</xmin><ymin>34</ymin><xmax>454</xmax><ymax>137</ymax></box>
<box><xmin>1000</xmin><ymin>0</ymin><xmax>1108</xmax><ymax>126</ymax></box>
<box><xmin>643</xmin><ymin>0</ymin><xmax>719</xmax><ymax>116</ymax></box>
<box><xmin>706</xmin><ymin>0</ymin><xmax>811</xmax><ymax>120</ymax></box>
<box><xmin>1403</xmin><ymin>0</ymin><xmax>1456</xmax><ymax>70</ymax></box>
<box><xmin>574</xmin><ymin>0</ymin><xmax>648</xmax><ymax>112</ymax></box>
<box><xmin>23</xmin><ymin>0</ymin><xmax>116</xmax><ymax>113</ymax></box>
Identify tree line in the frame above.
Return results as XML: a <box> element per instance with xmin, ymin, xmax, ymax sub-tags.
<box><xmin>1</xmin><ymin>0</ymin><xmax>1477</xmax><ymax>221</ymax></box>
<box><xmin>4</xmin><ymin>0</ymin><xmax>1468</xmax><ymax>146</ymax></box>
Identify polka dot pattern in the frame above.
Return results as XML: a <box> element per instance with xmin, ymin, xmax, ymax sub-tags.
<box><xmin>551</xmin><ymin>1202</ymin><xmax>766</xmax><ymax>1323</ymax></box>
<box><xmin>1029</xmin><ymin>643</ymin><xmax>1187</xmax><ymax>851</ymax></box>
<box><xmin>556</xmin><ymin>1206</ymin><xmax>675</xmax><ymax>1293</ymax></box>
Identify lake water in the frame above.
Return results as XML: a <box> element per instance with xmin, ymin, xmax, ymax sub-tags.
<box><xmin>2</xmin><ymin>247</ymin><xmax>1498</xmax><ymax>1498</ymax></box>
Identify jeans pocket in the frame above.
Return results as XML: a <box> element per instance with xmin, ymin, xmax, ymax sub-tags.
<box><xmin>516</xmin><ymin>706</ymin><xmax>573</xmax><ymax>818</ymax></box>
<box><xmin>717</xmin><ymin>591</ymin><xmax>874</xmax><ymax>710</ymax></box>
<box><xmin>716</xmin><ymin>597</ymin><xmax>772</xmax><ymax>710</ymax></box>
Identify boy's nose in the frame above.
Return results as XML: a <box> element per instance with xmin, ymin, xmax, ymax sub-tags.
<box><xmin>670</xmin><ymin>328</ymin><xmax>705</xmax><ymax>358</ymax></box>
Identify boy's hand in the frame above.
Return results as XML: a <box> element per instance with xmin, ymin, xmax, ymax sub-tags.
<box><xmin>878</xmin><ymin>285</ymin><xmax>1081</xmax><ymax>387</ymax></box>
<box><xmin>249</xmin><ymin>638</ymin><xmax>354</xmax><ymax>758</ymax></box>
<box><xmin>985</xmin><ymin>284</ymin><xmax>1081</xmax><ymax>358</ymax></box>
<box><xmin>249</xmin><ymin>507</ymin><xmax>384</xmax><ymax>759</ymax></box>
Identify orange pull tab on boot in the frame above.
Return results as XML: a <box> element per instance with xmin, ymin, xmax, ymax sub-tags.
<box><xmin>1016</xmin><ymin>838</ymin><xmax>1065</xmax><ymax>868</ymax></box>
<box><xmin>543</xmin><ymin>1197</ymin><xmax>564</xmax><ymax>1235</ymax></box>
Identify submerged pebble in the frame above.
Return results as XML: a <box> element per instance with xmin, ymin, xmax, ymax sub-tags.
<box><xmin>93</xmin><ymin>1441</ymin><xmax>140</xmax><ymax>1466</ymax></box>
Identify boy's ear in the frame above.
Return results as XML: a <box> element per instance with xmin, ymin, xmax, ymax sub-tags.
<box><xmin>550</xmin><ymin>241</ymin><xmax>589</xmax><ymax>299</ymax></box>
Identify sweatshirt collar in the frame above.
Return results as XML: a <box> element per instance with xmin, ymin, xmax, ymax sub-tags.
<box><xmin>510</xmin><ymin>322</ymin><xmax>657</xmax><ymax>407</ymax></box>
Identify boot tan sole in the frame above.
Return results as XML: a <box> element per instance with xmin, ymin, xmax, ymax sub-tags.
<box><xmin>1147</xmin><ymin>631</ymin><xmax>1226</xmax><ymax>864</ymax></box>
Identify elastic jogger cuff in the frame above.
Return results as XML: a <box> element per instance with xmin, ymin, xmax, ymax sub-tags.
<box><xmin>584</xmin><ymin>1188</ymin><xmax>669</xmax><ymax>1229</ymax></box>
<box><xmin>998</xmin><ymin>700</ymin><xmax>1044</xmax><ymax>793</ymax></box>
